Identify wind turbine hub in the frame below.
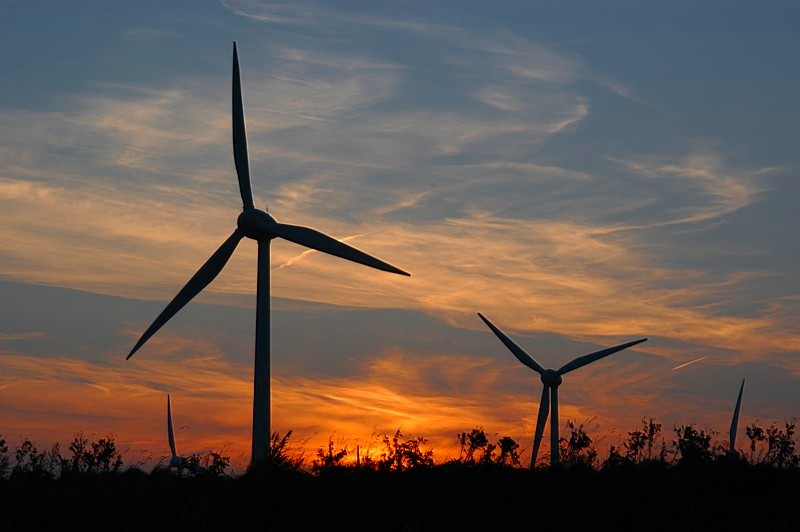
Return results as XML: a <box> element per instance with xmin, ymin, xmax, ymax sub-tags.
<box><xmin>237</xmin><ymin>208</ymin><xmax>277</xmax><ymax>241</ymax></box>
<box><xmin>541</xmin><ymin>369</ymin><xmax>562</xmax><ymax>387</ymax></box>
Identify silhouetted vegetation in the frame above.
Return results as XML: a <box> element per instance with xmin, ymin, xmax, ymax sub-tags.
<box><xmin>673</xmin><ymin>423</ymin><xmax>714</xmax><ymax>465</ymax></box>
<box><xmin>606</xmin><ymin>417</ymin><xmax>668</xmax><ymax>468</ymax></box>
<box><xmin>2</xmin><ymin>420</ymin><xmax>800</xmax><ymax>530</ymax></box>
<box><xmin>62</xmin><ymin>432</ymin><xmax>124</xmax><ymax>474</ymax></box>
<box><xmin>455</xmin><ymin>428</ymin><xmax>521</xmax><ymax>466</ymax></box>
<box><xmin>559</xmin><ymin>419</ymin><xmax>598</xmax><ymax>468</ymax></box>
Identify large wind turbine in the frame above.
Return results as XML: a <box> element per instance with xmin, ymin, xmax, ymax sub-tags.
<box><xmin>127</xmin><ymin>43</ymin><xmax>410</xmax><ymax>466</ymax></box>
<box><xmin>477</xmin><ymin>313</ymin><xmax>646</xmax><ymax>468</ymax></box>
<box><xmin>729</xmin><ymin>378</ymin><xmax>746</xmax><ymax>456</ymax></box>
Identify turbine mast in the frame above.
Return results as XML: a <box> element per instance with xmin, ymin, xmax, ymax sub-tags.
<box><xmin>252</xmin><ymin>240</ymin><xmax>272</xmax><ymax>464</ymax></box>
<box><xmin>550</xmin><ymin>386</ymin><xmax>559</xmax><ymax>467</ymax></box>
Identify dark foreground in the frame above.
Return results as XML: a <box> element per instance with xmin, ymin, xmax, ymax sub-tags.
<box><xmin>2</xmin><ymin>462</ymin><xmax>798</xmax><ymax>531</ymax></box>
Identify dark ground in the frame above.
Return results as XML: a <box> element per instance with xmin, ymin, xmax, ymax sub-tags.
<box><xmin>2</xmin><ymin>462</ymin><xmax>797</xmax><ymax>531</ymax></box>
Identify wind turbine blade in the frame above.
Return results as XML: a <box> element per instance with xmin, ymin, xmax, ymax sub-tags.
<box><xmin>477</xmin><ymin>313</ymin><xmax>545</xmax><ymax>374</ymax></box>
<box><xmin>730</xmin><ymin>378</ymin><xmax>746</xmax><ymax>454</ymax></box>
<box><xmin>557</xmin><ymin>338</ymin><xmax>647</xmax><ymax>375</ymax></box>
<box><xmin>127</xmin><ymin>230</ymin><xmax>244</xmax><ymax>359</ymax></box>
<box><xmin>167</xmin><ymin>394</ymin><xmax>177</xmax><ymax>458</ymax></box>
<box><xmin>531</xmin><ymin>385</ymin><xmax>550</xmax><ymax>467</ymax></box>
<box><xmin>271</xmin><ymin>222</ymin><xmax>410</xmax><ymax>276</ymax></box>
<box><xmin>232</xmin><ymin>42</ymin><xmax>255</xmax><ymax>211</ymax></box>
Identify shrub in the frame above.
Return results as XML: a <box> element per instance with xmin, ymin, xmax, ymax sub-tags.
<box><xmin>673</xmin><ymin>424</ymin><xmax>714</xmax><ymax>465</ymax></box>
<box><xmin>377</xmin><ymin>429</ymin><xmax>434</xmax><ymax>471</ymax></box>
<box><xmin>559</xmin><ymin>419</ymin><xmax>598</xmax><ymax>468</ymax></box>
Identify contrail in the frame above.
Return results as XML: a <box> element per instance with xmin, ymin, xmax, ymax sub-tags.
<box><xmin>671</xmin><ymin>355</ymin><xmax>708</xmax><ymax>371</ymax></box>
<box><xmin>277</xmin><ymin>234</ymin><xmax>364</xmax><ymax>270</ymax></box>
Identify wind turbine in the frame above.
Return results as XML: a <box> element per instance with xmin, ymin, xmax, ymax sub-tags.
<box><xmin>477</xmin><ymin>312</ymin><xmax>647</xmax><ymax>468</ymax></box>
<box><xmin>127</xmin><ymin>42</ymin><xmax>410</xmax><ymax>466</ymax></box>
<box><xmin>166</xmin><ymin>394</ymin><xmax>187</xmax><ymax>474</ymax></box>
<box><xmin>728</xmin><ymin>378</ymin><xmax>746</xmax><ymax>456</ymax></box>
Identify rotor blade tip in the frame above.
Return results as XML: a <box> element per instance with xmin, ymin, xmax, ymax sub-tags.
<box><xmin>387</xmin><ymin>264</ymin><xmax>411</xmax><ymax>276</ymax></box>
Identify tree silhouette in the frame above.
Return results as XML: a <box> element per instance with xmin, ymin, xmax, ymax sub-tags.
<box><xmin>63</xmin><ymin>432</ymin><xmax>123</xmax><ymax>474</ymax></box>
<box><xmin>673</xmin><ymin>424</ymin><xmax>714</xmax><ymax>465</ymax></box>
<box><xmin>765</xmin><ymin>421</ymin><xmax>798</xmax><ymax>467</ymax></box>
<box><xmin>11</xmin><ymin>438</ymin><xmax>61</xmax><ymax>478</ymax></box>
<box><xmin>745</xmin><ymin>422</ymin><xmax>766</xmax><ymax>463</ymax></box>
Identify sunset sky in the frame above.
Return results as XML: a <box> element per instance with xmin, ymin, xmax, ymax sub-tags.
<box><xmin>1</xmin><ymin>0</ymin><xmax>798</xmax><ymax>470</ymax></box>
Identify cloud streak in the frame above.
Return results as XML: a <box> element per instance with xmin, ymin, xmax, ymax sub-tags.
<box><xmin>672</xmin><ymin>355</ymin><xmax>709</xmax><ymax>371</ymax></box>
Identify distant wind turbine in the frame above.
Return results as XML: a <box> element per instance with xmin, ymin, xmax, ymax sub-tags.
<box><xmin>166</xmin><ymin>394</ymin><xmax>187</xmax><ymax>474</ymax></box>
<box><xmin>127</xmin><ymin>43</ymin><xmax>410</xmax><ymax>466</ymax></box>
<box><xmin>477</xmin><ymin>313</ymin><xmax>647</xmax><ymax>468</ymax></box>
<box><xmin>729</xmin><ymin>378</ymin><xmax>746</xmax><ymax>456</ymax></box>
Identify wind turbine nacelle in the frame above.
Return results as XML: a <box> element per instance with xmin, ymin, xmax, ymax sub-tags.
<box><xmin>237</xmin><ymin>208</ymin><xmax>277</xmax><ymax>241</ymax></box>
<box><xmin>541</xmin><ymin>369</ymin><xmax>562</xmax><ymax>387</ymax></box>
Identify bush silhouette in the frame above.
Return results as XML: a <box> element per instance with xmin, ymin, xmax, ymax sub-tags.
<box><xmin>313</xmin><ymin>436</ymin><xmax>349</xmax><ymax>471</ymax></box>
<box><xmin>606</xmin><ymin>417</ymin><xmax>668</xmax><ymax>468</ymax></box>
<box><xmin>377</xmin><ymin>429</ymin><xmax>434</xmax><ymax>471</ymax></box>
<box><xmin>0</xmin><ymin>435</ymin><xmax>9</xmax><ymax>478</ymax></box>
<box><xmin>765</xmin><ymin>421</ymin><xmax>799</xmax><ymax>467</ymax></box>
<box><xmin>496</xmin><ymin>435</ymin><xmax>521</xmax><ymax>466</ymax></box>
<box><xmin>559</xmin><ymin>419</ymin><xmax>598</xmax><ymax>468</ymax></box>
<box><xmin>673</xmin><ymin>424</ymin><xmax>714</xmax><ymax>465</ymax></box>
<box><xmin>62</xmin><ymin>432</ymin><xmax>124</xmax><ymax>474</ymax></box>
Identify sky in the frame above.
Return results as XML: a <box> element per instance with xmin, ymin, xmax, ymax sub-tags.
<box><xmin>1</xmin><ymin>0</ymin><xmax>798</xmax><ymax>469</ymax></box>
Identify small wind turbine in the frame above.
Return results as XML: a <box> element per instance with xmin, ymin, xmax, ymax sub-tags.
<box><xmin>166</xmin><ymin>394</ymin><xmax>187</xmax><ymax>474</ymax></box>
<box><xmin>729</xmin><ymin>378</ymin><xmax>746</xmax><ymax>456</ymax></box>
<box><xmin>477</xmin><ymin>313</ymin><xmax>647</xmax><ymax>468</ymax></box>
<box><xmin>127</xmin><ymin>43</ymin><xmax>410</xmax><ymax>466</ymax></box>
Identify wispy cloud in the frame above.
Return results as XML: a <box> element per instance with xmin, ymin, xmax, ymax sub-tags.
<box><xmin>276</xmin><ymin>234</ymin><xmax>363</xmax><ymax>270</ymax></box>
<box><xmin>219</xmin><ymin>0</ymin><xmax>321</xmax><ymax>24</ymax></box>
<box><xmin>606</xmin><ymin>151</ymin><xmax>772</xmax><ymax>228</ymax></box>
<box><xmin>0</xmin><ymin>332</ymin><xmax>45</xmax><ymax>340</ymax></box>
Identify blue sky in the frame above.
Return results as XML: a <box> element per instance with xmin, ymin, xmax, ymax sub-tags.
<box><xmin>0</xmin><ymin>0</ymin><xmax>798</xmax><ymax>467</ymax></box>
